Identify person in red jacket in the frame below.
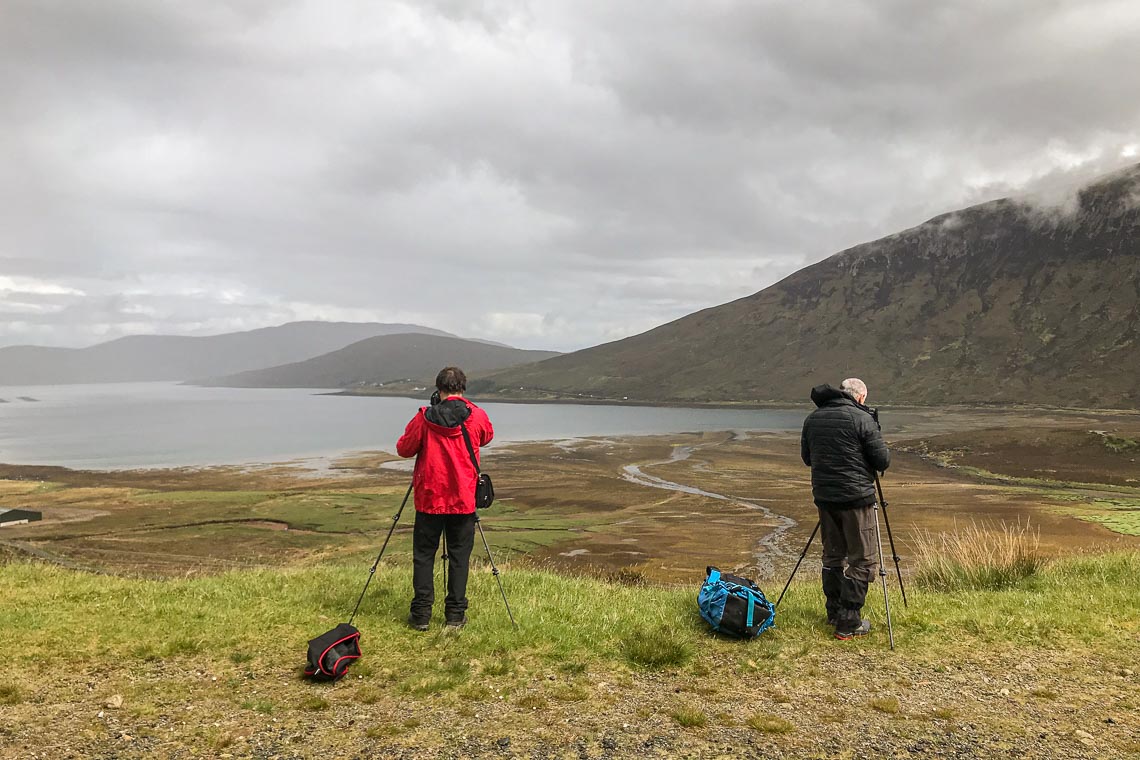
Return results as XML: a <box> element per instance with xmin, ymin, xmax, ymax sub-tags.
<box><xmin>396</xmin><ymin>366</ymin><xmax>494</xmax><ymax>631</ymax></box>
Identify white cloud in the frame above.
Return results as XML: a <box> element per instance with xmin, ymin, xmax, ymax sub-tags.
<box><xmin>1</xmin><ymin>0</ymin><xmax>1138</xmax><ymax>351</ymax></box>
<box><xmin>0</xmin><ymin>276</ymin><xmax>86</xmax><ymax>297</ymax></box>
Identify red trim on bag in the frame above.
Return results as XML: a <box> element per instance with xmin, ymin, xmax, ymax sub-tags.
<box><xmin>318</xmin><ymin>632</ymin><xmax>361</xmax><ymax>676</ymax></box>
<box><xmin>328</xmin><ymin>652</ymin><xmax>360</xmax><ymax>675</ymax></box>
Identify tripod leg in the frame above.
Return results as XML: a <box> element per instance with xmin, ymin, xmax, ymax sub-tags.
<box><xmin>775</xmin><ymin>521</ymin><xmax>820</xmax><ymax>609</ymax></box>
<box><xmin>441</xmin><ymin>532</ymin><xmax>448</xmax><ymax>595</ymax></box>
<box><xmin>474</xmin><ymin>514</ymin><xmax>517</xmax><ymax>628</ymax></box>
<box><xmin>880</xmin><ymin>501</ymin><xmax>907</xmax><ymax>610</ymax></box>
<box><xmin>874</xmin><ymin>474</ymin><xmax>907</xmax><ymax>607</ymax></box>
<box><xmin>349</xmin><ymin>482</ymin><xmax>413</xmax><ymax>626</ymax></box>
<box><xmin>872</xmin><ymin>501</ymin><xmax>894</xmax><ymax>650</ymax></box>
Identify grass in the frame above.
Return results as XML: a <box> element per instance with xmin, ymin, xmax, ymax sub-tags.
<box><xmin>5</xmin><ymin>552</ymin><xmax>1138</xmax><ymax>669</ymax></box>
<box><xmin>620</xmin><ymin>628</ymin><xmax>692</xmax><ymax>669</ymax></box>
<box><xmin>670</xmin><ymin>706</ymin><xmax>708</xmax><ymax>727</ymax></box>
<box><xmin>747</xmin><ymin>713</ymin><xmax>795</xmax><ymax>734</ymax></box>
<box><xmin>0</xmin><ymin>684</ymin><xmax>21</xmax><ymax>705</ymax></box>
<box><xmin>912</xmin><ymin>520</ymin><xmax>1047</xmax><ymax>591</ymax></box>
<box><xmin>869</xmin><ymin>696</ymin><xmax>900</xmax><ymax>714</ymax></box>
<box><xmin>1101</xmin><ymin>434</ymin><xmax>1140</xmax><ymax>454</ymax></box>
<box><xmin>2</xmin><ymin>551</ymin><xmax>1140</xmax><ymax>754</ymax></box>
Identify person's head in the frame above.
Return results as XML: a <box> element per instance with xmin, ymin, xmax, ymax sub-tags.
<box><xmin>840</xmin><ymin>377</ymin><xmax>868</xmax><ymax>405</ymax></box>
<box><xmin>435</xmin><ymin>366</ymin><xmax>467</xmax><ymax>397</ymax></box>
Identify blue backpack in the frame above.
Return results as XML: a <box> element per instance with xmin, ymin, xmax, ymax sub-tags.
<box><xmin>698</xmin><ymin>566</ymin><xmax>776</xmax><ymax>638</ymax></box>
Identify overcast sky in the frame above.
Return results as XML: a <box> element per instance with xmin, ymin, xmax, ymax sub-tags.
<box><xmin>2</xmin><ymin>1</ymin><xmax>1139</xmax><ymax>352</ymax></box>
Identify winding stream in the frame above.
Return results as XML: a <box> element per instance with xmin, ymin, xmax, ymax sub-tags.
<box><xmin>621</xmin><ymin>443</ymin><xmax>797</xmax><ymax>577</ymax></box>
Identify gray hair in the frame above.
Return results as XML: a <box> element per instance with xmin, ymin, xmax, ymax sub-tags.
<box><xmin>840</xmin><ymin>377</ymin><xmax>868</xmax><ymax>401</ymax></box>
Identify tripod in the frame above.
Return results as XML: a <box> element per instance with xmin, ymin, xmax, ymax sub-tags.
<box><xmin>874</xmin><ymin>473</ymin><xmax>907</xmax><ymax>607</ymax></box>
<box><xmin>437</xmin><ymin>515</ymin><xmax>517</xmax><ymax>628</ymax></box>
<box><xmin>349</xmin><ymin>483</ymin><xmax>414</xmax><ymax>626</ymax></box>
<box><xmin>774</xmin><ymin>479</ymin><xmax>905</xmax><ymax>649</ymax></box>
<box><xmin>349</xmin><ymin>485</ymin><xmax>517</xmax><ymax>628</ymax></box>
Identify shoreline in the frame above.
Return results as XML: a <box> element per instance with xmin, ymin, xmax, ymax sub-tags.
<box><xmin>324</xmin><ymin>388</ymin><xmax>1140</xmax><ymax>415</ymax></box>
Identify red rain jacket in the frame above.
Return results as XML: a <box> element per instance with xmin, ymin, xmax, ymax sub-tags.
<box><xmin>396</xmin><ymin>398</ymin><xmax>494</xmax><ymax>514</ymax></box>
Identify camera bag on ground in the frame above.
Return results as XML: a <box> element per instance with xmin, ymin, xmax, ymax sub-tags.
<box><xmin>460</xmin><ymin>422</ymin><xmax>494</xmax><ymax>509</ymax></box>
<box><xmin>303</xmin><ymin>623</ymin><xmax>361</xmax><ymax>682</ymax></box>
<box><xmin>698</xmin><ymin>566</ymin><xmax>776</xmax><ymax>638</ymax></box>
<box><xmin>302</xmin><ymin>483</ymin><xmax>415</xmax><ymax>683</ymax></box>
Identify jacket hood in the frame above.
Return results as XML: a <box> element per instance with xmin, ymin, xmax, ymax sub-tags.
<box><xmin>810</xmin><ymin>384</ymin><xmax>853</xmax><ymax>408</ymax></box>
<box><xmin>423</xmin><ymin>398</ymin><xmax>472</xmax><ymax>433</ymax></box>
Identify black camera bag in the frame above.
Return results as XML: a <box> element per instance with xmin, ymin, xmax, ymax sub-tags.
<box><xmin>303</xmin><ymin>623</ymin><xmax>361</xmax><ymax>682</ymax></box>
<box><xmin>460</xmin><ymin>422</ymin><xmax>494</xmax><ymax>509</ymax></box>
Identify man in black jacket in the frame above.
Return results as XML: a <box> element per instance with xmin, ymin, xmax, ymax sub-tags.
<box><xmin>800</xmin><ymin>378</ymin><xmax>891</xmax><ymax>640</ymax></box>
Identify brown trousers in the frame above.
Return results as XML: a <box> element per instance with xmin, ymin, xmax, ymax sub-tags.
<box><xmin>818</xmin><ymin>504</ymin><xmax>878</xmax><ymax>627</ymax></box>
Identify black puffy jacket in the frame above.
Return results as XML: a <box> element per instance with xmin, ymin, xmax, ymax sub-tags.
<box><xmin>800</xmin><ymin>384</ymin><xmax>891</xmax><ymax>509</ymax></box>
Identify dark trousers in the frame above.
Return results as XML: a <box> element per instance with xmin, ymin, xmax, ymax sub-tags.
<box><xmin>818</xmin><ymin>504</ymin><xmax>878</xmax><ymax>626</ymax></box>
<box><xmin>411</xmin><ymin>511</ymin><xmax>476</xmax><ymax>622</ymax></box>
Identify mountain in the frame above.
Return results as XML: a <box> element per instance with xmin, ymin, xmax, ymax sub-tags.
<box><xmin>476</xmin><ymin>164</ymin><xmax>1140</xmax><ymax>408</ymax></box>
<box><xmin>195</xmin><ymin>333</ymin><xmax>561</xmax><ymax>389</ymax></box>
<box><xmin>0</xmin><ymin>322</ymin><xmax>455</xmax><ymax>386</ymax></box>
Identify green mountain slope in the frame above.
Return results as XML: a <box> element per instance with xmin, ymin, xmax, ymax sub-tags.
<box><xmin>196</xmin><ymin>332</ymin><xmax>560</xmax><ymax>388</ymax></box>
<box><xmin>477</xmin><ymin>164</ymin><xmax>1140</xmax><ymax>407</ymax></box>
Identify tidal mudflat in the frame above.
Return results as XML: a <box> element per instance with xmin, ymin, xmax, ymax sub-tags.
<box><xmin>1</xmin><ymin>408</ymin><xmax>1136</xmax><ymax>584</ymax></box>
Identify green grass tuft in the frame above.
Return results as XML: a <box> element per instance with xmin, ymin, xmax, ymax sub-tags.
<box><xmin>241</xmin><ymin>699</ymin><xmax>276</xmax><ymax>714</ymax></box>
<box><xmin>0</xmin><ymin>684</ymin><xmax>21</xmax><ymax>705</ymax></box>
<box><xmin>299</xmin><ymin>695</ymin><xmax>329</xmax><ymax>711</ymax></box>
<box><xmin>671</xmin><ymin>706</ymin><xmax>708</xmax><ymax>727</ymax></box>
<box><xmin>515</xmin><ymin>693</ymin><xmax>547</xmax><ymax>710</ymax></box>
<box><xmin>621</xmin><ymin>628</ymin><xmax>692</xmax><ymax>669</ymax></box>
<box><xmin>870</xmin><ymin>697</ymin><xmax>900</xmax><ymax>714</ymax></box>
<box><xmin>1102</xmin><ymin>434</ymin><xmax>1140</xmax><ymax>454</ymax></box>
<box><xmin>747</xmin><ymin>713</ymin><xmax>795</xmax><ymax>734</ymax></box>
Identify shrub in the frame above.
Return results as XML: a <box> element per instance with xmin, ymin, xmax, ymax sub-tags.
<box><xmin>913</xmin><ymin>520</ymin><xmax>1047</xmax><ymax>591</ymax></box>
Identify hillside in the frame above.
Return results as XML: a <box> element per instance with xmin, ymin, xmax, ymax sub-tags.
<box><xmin>476</xmin><ymin>164</ymin><xmax>1140</xmax><ymax>407</ymax></box>
<box><xmin>195</xmin><ymin>332</ymin><xmax>560</xmax><ymax>389</ymax></box>
<box><xmin>0</xmin><ymin>321</ymin><xmax>453</xmax><ymax>386</ymax></box>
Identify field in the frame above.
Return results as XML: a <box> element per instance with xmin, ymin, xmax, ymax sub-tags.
<box><xmin>1</xmin><ymin>408</ymin><xmax>1139</xmax><ymax>758</ymax></box>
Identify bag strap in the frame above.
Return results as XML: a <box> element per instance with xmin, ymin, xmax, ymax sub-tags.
<box><xmin>459</xmin><ymin>422</ymin><xmax>481</xmax><ymax>473</ymax></box>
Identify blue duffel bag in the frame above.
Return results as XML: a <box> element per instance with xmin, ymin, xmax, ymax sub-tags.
<box><xmin>698</xmin><ymin>566</ymin><xmax>776</xmax><ymax>638</ymax></box>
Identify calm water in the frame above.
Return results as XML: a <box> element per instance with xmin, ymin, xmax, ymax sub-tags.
<box><xmin>0</xmin><ymin>383</ymin><xmax>807</xmax><ymax>470</ymax></box>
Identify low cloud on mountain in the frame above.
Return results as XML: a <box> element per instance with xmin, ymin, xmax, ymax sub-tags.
<box><xmin>2</xmin><ymin>1</ymin><xmax>1138</xmax><ymax>350</ymax></box>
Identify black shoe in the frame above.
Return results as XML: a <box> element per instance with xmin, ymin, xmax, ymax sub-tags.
<box><xmin>408</xmin><ymin>615</ymin><xmax>430</xmax><ymax>632</ymax></box>
<box><xmin>444</xmin><ymin>615</ymin><xmax>467</xmax><ymax>630</ymax></box>
<box><xmin>835</xmin><ymin>619</ymin><xmax>871</xmax><ymax>640</ymax></box>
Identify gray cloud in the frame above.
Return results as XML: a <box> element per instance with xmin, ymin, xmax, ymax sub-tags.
<box><xmin>1</xmin><ymin>0</ymin><xmax>1138</xmax><ymax>351</ymax></box>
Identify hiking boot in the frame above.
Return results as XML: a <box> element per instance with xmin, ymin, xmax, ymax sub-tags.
<box><xmin>408</xmin><ymin>615</ymin><xmax>430</xmax><ymax>632</ymax></box>
<box><xmin>444</xmin><ymin>615</ymin><xmax>467</xmax><ymax>631</ymax></box>
<box><xmin>834</xmin><ymin>619</ymin><xmax>871</xmax><ymax>640</ymax></box>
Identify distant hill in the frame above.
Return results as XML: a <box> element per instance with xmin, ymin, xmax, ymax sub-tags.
<box><xmin>0</xmin><ymin>322</ymin><xmax>455</xmax><ymax>386</ymax></box>
<box><xmin>476</xmin><ymin>163</ymin><xmax>1140</xmax><ymax>408</ymax></box>
<box><xmin>195</xmin><ymin>333</ymin><xmax>561</xmax><ymax>389</ymax></box>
